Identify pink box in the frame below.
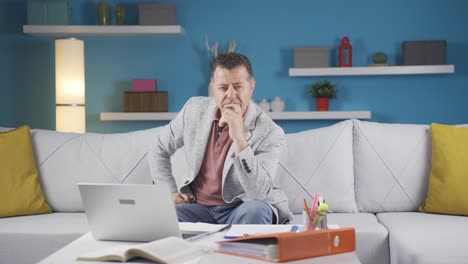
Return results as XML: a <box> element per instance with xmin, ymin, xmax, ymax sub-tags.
<box><xmin>132</xmin><ymin>79</ymin><xmax>157</xmax><ymax>92</ymax></box>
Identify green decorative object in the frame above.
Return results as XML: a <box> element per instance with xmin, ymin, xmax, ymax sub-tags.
<box><xmin>115</xmin><ymin>4</ymin><xmax>125</xmax><ymax>25</ymax></box>
<box><xmin>97</xmin><ymin>0</ymin><xmax>109</xmax><ymax>25</ymax></box>
<box><xmin>309</xmin><ymin>80</ymin><xmax>337</xmax><ymax>111</ymax></box>
<box><xmin>372</xmin><ymin>52</ymin><xmax>388</xmax><ymax>65</ymax></box>
<box><xmin>309</xmin><ymin>80</ymin><xmax>337</xmax><ymax>99</ymax></box>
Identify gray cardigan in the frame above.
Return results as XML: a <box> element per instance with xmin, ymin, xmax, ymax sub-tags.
<box><xmin>149</xmin><ymin>97</ymin><xmax>293</xmax><ymax>224</ymax></box>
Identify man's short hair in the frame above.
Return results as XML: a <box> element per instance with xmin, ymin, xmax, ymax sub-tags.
<box><xmin>211</xmin><ymin>52</ymin><xmax>254</xmax><ymax>79</ymax></box>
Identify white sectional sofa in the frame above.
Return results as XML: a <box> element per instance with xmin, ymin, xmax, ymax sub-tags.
<box><xmin>1</xmin><ymin>119</ymin><xmax>467</xmax><ymax>264</ymax></box>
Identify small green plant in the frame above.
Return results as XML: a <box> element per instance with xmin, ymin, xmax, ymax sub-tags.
<box><xmin>309</xmin><ymin>80</ymin><xmax>337</xmax><ymax>99</ymax></box>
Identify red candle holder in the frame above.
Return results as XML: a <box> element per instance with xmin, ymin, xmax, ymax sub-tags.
<box><xmin>338</xmin><ymin>36</ymin><xmax>352</xmax><ymax>67</ymax></box>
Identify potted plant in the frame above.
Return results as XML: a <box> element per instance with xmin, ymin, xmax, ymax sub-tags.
<box><xmin>308</xmin><ymin>80</ymin><xmax>337</xmax><ymax>111</ymax></box>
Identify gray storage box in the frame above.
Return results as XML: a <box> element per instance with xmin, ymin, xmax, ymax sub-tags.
<box><xmin>294</xmin><ymin>47</ymin><xmax>329</xmax><ymax>68</ymax></box>
<box><xmin>138</xmin><ymin>4</ymin><xmax>177</xmax><ymax>25</ymax></box>
<box><xmin>27</xmin><ymin>0</ymin><xmax>70</xmax><ymax>25</ymax></box>
<box><xmin>402</xmin><ymin>40</ymin><xmax>446</xmax><ymax>65</ymax></box>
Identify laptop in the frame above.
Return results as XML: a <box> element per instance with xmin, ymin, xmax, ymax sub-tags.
<box><xmin>78</xmin><ymin>183</ymin><xmax>182</xmax><ymax>242</ymax></box>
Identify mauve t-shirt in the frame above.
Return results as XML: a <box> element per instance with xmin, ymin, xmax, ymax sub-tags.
<box><xmin>190</xmin><ymin>109</ymin><xmax>233</xmax><ymax>206</ymax></box>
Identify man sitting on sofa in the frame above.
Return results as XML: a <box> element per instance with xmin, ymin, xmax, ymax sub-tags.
<box><xmin>149</xmin><ymin>52</ymin><xmax>292</xmax><ymax>224</ymax></box>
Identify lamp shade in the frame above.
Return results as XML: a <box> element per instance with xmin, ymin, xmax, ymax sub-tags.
<box><xmin>55</xmin><ymin>38</ymin><xmax>85</xmax><ymax>133</ymax></box>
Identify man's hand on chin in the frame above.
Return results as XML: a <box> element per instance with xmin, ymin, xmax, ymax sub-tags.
<box><xmin>219</xmin><ymin>103</ymin><xmax>248</xmax><ymax>154</ymax></box>
<box><xmin>171</xmin><ymin>192</ymin><xmax>190</xmax><ymax>204</ymax></box>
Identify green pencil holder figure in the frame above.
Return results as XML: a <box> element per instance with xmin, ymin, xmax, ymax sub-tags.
<box><xmin>303</xmin><ymin>210</ymin><xmax>328</xmax><ymax>230</ymax></box>
<box><xmin>97</xmin><ymin>0</ymin><xmax>109</xmax><ymax>25</ymax></box>
<box><xmin>115</xmin><ymin>4</ymin><xmax>125</xmax><ymax>25</ymax></box>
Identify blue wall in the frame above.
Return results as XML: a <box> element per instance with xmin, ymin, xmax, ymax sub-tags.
<box><xmin>1</xmin><ymin>0</ymin><xmax>467</xmax><ymax>133</ymax></box>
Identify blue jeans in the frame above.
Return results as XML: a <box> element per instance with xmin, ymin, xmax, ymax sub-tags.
<box><xmin>176</xmin><ymin>200</ymin><xmax>274</xmax><ymax>224</ymax></box>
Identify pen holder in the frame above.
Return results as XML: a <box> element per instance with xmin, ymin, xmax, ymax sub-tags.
<box><xmin>303</xmin><ymin>210</ymin><xmax>328</xmax><ymax>230</ymax></box>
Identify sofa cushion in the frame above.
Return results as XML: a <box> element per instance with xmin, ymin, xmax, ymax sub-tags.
<box><xmin>0</xmin><ymin>126</ymin><xmax>51</xmax><ymax>218</ymax></box>
<box><xmin>291</xmin><ymin>213</ymin><xmax>389</xmax><ymax>264</ymax></box>
<box><xmin>0</xmin><ymin>213</ymin><xmax>88</xmax><ymax>264</ymax></box>
<box><xmin>170</xmin><ymin>147</ymin><xmax>190</xmax><ymax>188</ymax></box>
<box><xmin>31</xmin><ymin>127</ymin><xmax>161</xmax><ymax>212</ymax></box>
<box><xmin>353</xmin><ymin>120</ymin><xmax>431</xmax><ymax>213</ymax></box>
<box><xmin>276</xmin><ymin>120</ymin><xmax>358</xmax><ymax>213</ymax></box>
<box><xmin>377</xmin><ymin>212</ymin><xmax>468</xmax><ymax>264</ymax></box>
<box><xmin>420</xmin><ymin>123</ymin><xmax>468</xmax><ymax>216</ymax></box>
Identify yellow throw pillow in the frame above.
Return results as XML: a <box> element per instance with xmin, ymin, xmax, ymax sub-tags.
<box><xmin>420</xmin><ymin>123</ymin><xmax>468</xmax><ymax>216</ymax></box>
<box><xmin>0</xmin><ymin>126</ymin><xmax>51</xmax><ymax>218</ymax></box>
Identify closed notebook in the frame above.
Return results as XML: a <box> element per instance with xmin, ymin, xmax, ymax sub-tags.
<box><xmin>179</xmin><ymin>222</ymin><xmax>229</xmax><ymax>235</ymax></box>
<box><xmin>223</xmin><ymin>224</ymin><xmax>298</xmax><ymax>239</ymax></box>
<box><xmin>216</xmin><ymin>227</ymin><xmax>355</xmax><ymax>263</ymax></box>
<box><xmin>77</xmin><ymin>236</ymin><xmax>208</xmax><ymax>263</ymax></box>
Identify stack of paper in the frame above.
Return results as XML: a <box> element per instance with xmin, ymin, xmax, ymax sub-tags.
<box><xmin>179</xmin><ymin>222</ymin><xmax>229</xmax><ymax>235</ymax></box>
<box><xmin>223</xmin><ymin>224</ymin><xmax>298</xmax><ymax>239</ymax></box>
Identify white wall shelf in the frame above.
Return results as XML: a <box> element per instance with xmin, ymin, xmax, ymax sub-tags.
<box><xmin>23</xmin><ymin>25</ymin><xmax>183</xmax><ymax>36</ymax></box>
<box><xmin>101</xmin><ymin>112</ymin><xmax>178</xmax><ymax>121</ymax></box>
<box><xmin>289</xmin><ymin>65</ymin><xmax>455</xmax><ymax>77</ymax></box>
<box><xmin>100</xmin><ymin>111</ymin><xmax>371</xmax><ymax>121</ymax></box>
<box><xmin>267</xmin><ymin>111</ymin><xmax>371</xmax><ymax>120</ymax></box>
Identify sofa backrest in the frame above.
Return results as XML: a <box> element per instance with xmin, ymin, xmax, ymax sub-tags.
<box><xmin>275</xmin><ymin>120</ymin><xmax>358</xmax><ymax>214</ymax></box>
<box><xmin>352</xmin><ymin>120</ymin><xmax>431</xmax><ymax>213</ymax></box>
<box><xmin>5</xmin><ymin>118</ymin><xmax>440</xmax><ymax>214</ymax></box>
<box><xmin>31</xmin><ymin>127</ymin><xmax>162</xmax><ymax>212</ymax></box>
<box><xmin>26</xmin><ymin>120</ymin><xmax>360</xmax><ymax>214</ymax></box>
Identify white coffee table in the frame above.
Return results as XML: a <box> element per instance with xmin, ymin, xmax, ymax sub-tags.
<box><xmin>39</xmin><ymin>232</ymin><xmax>361</xmax><ymax>264</ymax></box>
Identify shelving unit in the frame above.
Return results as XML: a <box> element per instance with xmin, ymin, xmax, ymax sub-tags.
<box><xmin>289</xmin><ymin>65</ymin><xmax>455</xmax><ymax>77</ymax></box>
<box><xmin>100</xmin><ymin>111</ymin><xmax>371</xmax><ymax>121</ymax></box>
<box><xmin>23</xmin><ymin>25</ymin><xmax>183</xmax><ymax>36</ymax></box>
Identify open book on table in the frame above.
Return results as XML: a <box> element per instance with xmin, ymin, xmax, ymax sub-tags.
<box><xmin>77</xmin><ymin>236</ymin><xmax>209</xmax><ymax>263</ymax></box>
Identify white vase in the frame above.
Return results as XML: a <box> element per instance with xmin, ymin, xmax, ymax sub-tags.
<box><xmin>271</xmin><ymin>96</ymin><xmax>285</xmax><ymax>112</ymax></box>
<box><xmin>258</xmin><ymin>98</ymin><xmax>271</xmax><ymax>112</ymax></box>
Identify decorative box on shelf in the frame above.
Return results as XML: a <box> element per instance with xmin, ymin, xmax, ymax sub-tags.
<box><xmin>294</xmin><ymin>46</ymin><xmax>329</xmax><ymax>68</ymax></box>
<box><xmin>132</xmin><ymin>79</ymin><xmax>157</xmax><ymax>92</ymax></box>
<box><xmin>402</xmin><ymin>40</ymin><xmax>446</xmax><ymax>65</ymax></box>
<box><xmin>27</xmin><ymin>0</ymin><xmax>70</xmax><ymax>25</ymax></box>
<box><xmin>138</xmin><ymin>4</ymin><xmax>177</xmax><ymax>25</ymax></box>
<box><xmin>123</xmin><ymin>92</ymin><xmax>168</xmax><ymax>112</ymax></box>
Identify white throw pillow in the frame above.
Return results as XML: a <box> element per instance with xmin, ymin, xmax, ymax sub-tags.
<box><xmin>276</xmin><ymin>120</ymin><xmax>358</xmax><ymax>213</ymax></box>
<box><xmin>32</xmin><ymin>127</ymin><xmax>161</xmax><ymax>212</ymax></box>
<box><xmin>353</xmin><ymin>120</ymin><xmax>431</xmax><ymax>213</ymax></box>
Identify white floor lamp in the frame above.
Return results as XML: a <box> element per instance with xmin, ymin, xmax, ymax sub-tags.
<box><xmin>55</xmin><ymin>38</ymin><xmax>85</xmax><ymax>133</ymax></box>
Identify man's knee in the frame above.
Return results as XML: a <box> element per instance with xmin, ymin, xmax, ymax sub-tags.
<box><xmin>234</xmin><ymin>200</ymin><xmax>273</xmax><ymax>224</ymax></box>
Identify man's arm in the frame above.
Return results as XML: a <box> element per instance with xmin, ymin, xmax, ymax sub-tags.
<box><xmin>232</xmin><ymin>127</ymin><xmax>286</xmax><ymax>200</ymax></box>
<box><xmin>220</xmin><ymin>104</ymin><xmax>286</xmax><ymax>200</ymax></box>
<box><xmin>148</xmin><ymin>98</ymin><xmax>192</xmax><ymax>193</ymax></box>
